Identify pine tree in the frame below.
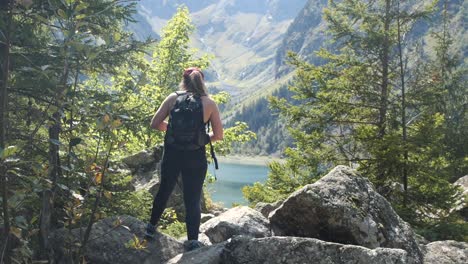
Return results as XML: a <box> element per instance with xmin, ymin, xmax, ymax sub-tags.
<box><xmin>245</xmin><ymin>0</ymin><xmax>464</xmax><ymax>237</ymax></box>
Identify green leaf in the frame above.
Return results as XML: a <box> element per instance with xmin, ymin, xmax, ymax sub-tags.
<box><xmin>69</xmin><ymin>137</ymin><xmax>82</xmax><ymax>147</ymax></box>
<box><xmin>57</xmin><ymin>9</ymin><xmax>67</xmax><ymax>19</ymax></box>
<box><xmin>33</xmin><ymin>14</ymin><xmax>50</xmax><ymax>24</ymax></box>
<box><xmin>114</xmin><ymin>32</ymin><xmax>122</xmax><ymax>42</ymax></box>
<box><xmin>76</xmin><ymin>2</ymin><xmax>89</xmax><ymax>12</ymax></box>
<box><xmin>1</xmin><ymin>146</ymin><xmax>18</xmax><ymax>159</ymax></box>
<box><xmin>76</xmin><ymin>14</ymin><xmax>86</xmax><ymax>20</ymax></box>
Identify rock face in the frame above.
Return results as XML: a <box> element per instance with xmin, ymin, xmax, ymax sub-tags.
<box><xmin>220</xmin><ymin>236</ymin><xmax>409</xmax><ymax>264</ymax></box>
<box><xmin>269</xmin><ymin>165</ymin><xmax>423</xmax><ymax>264</ymax></box>
<box><xmin>423</xmin><ymin>240</ymin><xmax>468</xmax><ymax>264</ymax></box>
<box><xmin>50</xmin><ymin>216</ymin><xmax>183</xmax><ymax>264</ymax></box>
<box><xmin>454</xmin><ymin>175</ymin><xmax>468</xmax><ymax>220</ymax></box>
<box><xmin>122</xmin><ymin>148</ymin><xmax>158</xmax><ymax>170</ymax></box>
<box><xmin>200</xmin><ymin>206</ymin><xmax>270</xmax><ymax>244</ymax></box>
<box><xmin>254</xmin><ymin>200</ymin><xmax>283</xmax><ymax>218</ymax></box>
<box><xmin>166</xmin><ymin>242</ymin><xmax>228</xmax><ymax>264</ymax></box>
<box><xmin>47</xmin><ymin>165</ymin><xmax>467</xmax><ymax>263</ymax></box>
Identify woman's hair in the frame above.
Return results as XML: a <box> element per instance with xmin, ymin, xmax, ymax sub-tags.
<box><xmin>180</xmin><ymin>67</ymin><xmax>208</xmax><ymax>96</ymax></box>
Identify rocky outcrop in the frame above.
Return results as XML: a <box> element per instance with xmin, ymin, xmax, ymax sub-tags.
<box><xmin>254</xmin><ymin>200</ymin><xmax>283</xmax><ymax>218</ymax></box>
<box><xmin>201</xmin><ymin>213</ymin><xmax>215</xmax><ymax>223</ymax></box>
<box><xmin>50</xmin><ymin>216</ymin><xmax>183</xmax><ymax>264</ymax></box>
<box><xmin>269</xmin><ymin>165</ymin><xmax>423</xmax><ymax>264</ymax></box>
<box><xmin>423</xmin><ymin>240</ymin><xmax>468</xmax><ymax>264</ymax></box>
<box><xmin>166</xmin><ymin>242</ymin><xmax>228</xmax><ymax>264</ymax></box>
<box><xmin>122</xmin><ymin>147</ymin><xmax>162</xmax><ymax>170</ymax></box>
<box><xmin>220</xmin><ymin>236</ymin><xmax>408</xmax><ymax>264</ymax></box>
<box><xmin>454</xmin><ymin>175</ymin><xmax>468</xmax><ymax>220</ymax></box>
<box><xmin>47</xmin><ymin>165</ymin><xmax>467</xmax><ymax>263</ymax></box>
<box><xmin>199</xmin><ymin>206</ymin><xmax>270</xmax><ymax>244</ymax></box>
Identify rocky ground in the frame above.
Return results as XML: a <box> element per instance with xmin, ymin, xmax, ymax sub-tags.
<box><xmin>49</xmin><ymin>151</ymin><xmax>467</xmax><ymax>264</ymax></box>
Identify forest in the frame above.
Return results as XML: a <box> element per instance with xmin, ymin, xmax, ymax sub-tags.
<box><xmin>0</xmin><ymin>1</ymin><xmax>255</xmax><ymax>262</ymax></box>
<box><xmin>1</xmin><ymin>0</ymin><xmax>467</xmax><ymax>263</ymax></box>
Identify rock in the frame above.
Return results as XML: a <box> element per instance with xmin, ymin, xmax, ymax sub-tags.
<box><xmin>201</xmin><ymin>213</ymin><xmax>215</xmax><ymax>223</ymax></box>
<box><xmin>269</xmin><ymin>165</ymin><xmax>423</xmax><ymax>264</ymax></box>
<box><xmin>198</xmin><ymin>233</ymin><xmax>212</xmax><ymax>246</ymax></box>
<box><xmin>122</xmin><ymin>149</ymin><xmax>156</xmax><ymax>169</ymax></box>
<box><xmin>200</xmin><ymin>206</ymin><xmax>270</xmax><ymax>244</ymax></box>
<box><xmin>414</xmin><ymin>233</ymin><xmax>429</xmax><ymax>246</ymax></box>
<box><xmin>50</xmin><ymin>215</ymin><xmax>183</xmax><ymax>264</ymax></box>
<box><xmin>424</xmin><ymin>240</ymin><xmax>468</xmax><ymax>264</ymax></box>
<box><xmin>220</xmin><ymin>236</ymin><xmax>409</xmax><ymax>264</ymax></box>
<box><xmin>166</xmin><ymin>242</ymin><xmax>227</xmax><ymax>264</ymax></box>
<box><xmin>454</xmin><ymin>176</ymin><xmax>468</xmax><ymax>189</ymax></box>
<box><xmin>454</xmin><ymin>175</ymin><xmax>468</xmax><ymax>220</ymax></box>
<box><xmin>211</xmin><ymin>208</ymin><xmax>228</xmax><ymax>216</ymax></box>
<box><xmin>254</xmin><ymin>200</ymin><xmax>283</xmax><ymax>218</ymax></box>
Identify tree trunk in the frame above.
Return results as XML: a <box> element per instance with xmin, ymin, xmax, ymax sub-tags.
<box><xmin>376</xmin><ymin>0</ymin><xmax>392</xmax><ymax>184</ymax></box>
<box><xmin>39</xmin><ymin>30</ymin><xmax>71</xmax><ymax>262</ymax></box>
<box><xmin>397</xmin><ymin>0</ymin><xmax>408</xmax><ymax>206</ymax></box>
<box><xmin>0</xmin><ymin>1</ymin><xmax>13</xmax><ymax>263</ymax></box>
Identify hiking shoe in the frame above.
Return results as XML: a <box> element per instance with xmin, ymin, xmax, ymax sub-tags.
<box><xmin>184</xmin><ymin>240</ymin><xmax>204</xmax><ymax>252</ymax></box>
<box><xmin>144</xmin><ymin>223</ymin><xmax>156</xmax><ymax>239</ymax></box>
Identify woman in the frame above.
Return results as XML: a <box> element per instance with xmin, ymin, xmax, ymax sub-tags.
<box><xmin>145</xmin><ymin>67</ymin><xmax>223</xmax><ymax>251</ymax></box>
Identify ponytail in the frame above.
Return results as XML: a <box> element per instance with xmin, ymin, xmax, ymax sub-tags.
<box><xmin>180</xmin><ymin>67</ymin><xmax>208</xmax><ymax>96</ymax></box>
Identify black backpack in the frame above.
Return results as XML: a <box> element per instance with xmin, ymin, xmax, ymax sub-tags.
<box><xmin>165</xmin><ymin>91</ymin><xmax>210</xmax><ymax>150</ymax></box>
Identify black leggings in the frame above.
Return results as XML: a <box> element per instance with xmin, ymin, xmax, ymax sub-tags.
<box><xmin>149</xmin><ymin>146</ymin><xmax>207</xmax><ymax>240</ymax></box>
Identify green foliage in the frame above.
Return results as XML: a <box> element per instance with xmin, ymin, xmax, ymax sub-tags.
<box><xmin>125</xmin><ymin>235</ymin><xmax>149</xmax><ymax>251</ymax></box>
<box><xmin>227</xmin><ymin>86</ymin><xmax>293</xmax><ymax>155</ymax></box>
<box><xmin>160</xmin><ymin>221</ymin><xmax>187</xmax><ymax>239</ymax></box>
<box><xmin>416</xmin><ymin>219</ymin><xmax>468</xmax><ymax>242</ymax></box>
<box><xmin>158</xmin><ymin>208</ymin><xmax>186</xmax><ymax>238</ymax></box>
<box><xmin>1</xmin><ymin>2</ymin><xmax>256</xmax><ymax>262</ymax></box>
<box><xmin>244</xmin><ymin>0</ymin><xmax>466</xmax><ymax>242</ymax></box>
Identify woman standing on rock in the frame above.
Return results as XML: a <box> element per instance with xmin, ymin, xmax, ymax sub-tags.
<box><xmin>145</xmin><ymin>67</ymin><xmax>223</xmax><ymax>251</ymax></box>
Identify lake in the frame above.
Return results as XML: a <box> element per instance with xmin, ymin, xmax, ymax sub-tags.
<box><xmin>207</xmin><ymin>162</ymin><xmax>269</xmax><ymax>207</ymax></box>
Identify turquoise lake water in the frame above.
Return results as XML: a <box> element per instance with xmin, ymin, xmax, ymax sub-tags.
<box><xmin>207</xmin><ymin>162</ymin><xmax>269</xmax><ymax>207</ymax></box>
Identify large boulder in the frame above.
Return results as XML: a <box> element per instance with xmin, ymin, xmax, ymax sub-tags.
<box><xmin>200</xmin><ymin>206</ymin><xmax>270</xmax><ymax>244</ymax></box>
<box><xmin>454</xmin><ymin>175</ymin><xmax>468</xmax><ymax>220</ymax></box>
<box><xmin>166</xmin><ymin>242</ymin><xmax>228</xmax><ymax>264</ymax></box>
<box><xmin>269</xmin><ymin>165</ymin><xmax>423</xmax><ymax>264</ymax></box>
<box><xmin>220</xmin><ymin>236</ymin><xmax>409</xmax><ymax>264</ymax></box>
<box><xmin>254</xmin><ymin>200</ymin><xmax>283</xmax><ymax>218</ymax></box>
<box><xmin>122</xmin><ymin>149</ymin><xmax>158</xmax><ymax>170</ymax></box>
<box><xmin>423</xmin><ymin>240</ymin><xmax>468</xmax><ymax>264</ymax></box>
<box><xmin>50</xmin><ymin>216</ymin><xmax>183</xmax><ymax>264</ymax></box>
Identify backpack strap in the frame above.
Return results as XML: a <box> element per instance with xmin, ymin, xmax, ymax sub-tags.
<box><xmin>207</xmin><ymin>121</ymin><xmax>219</xmax><ymax>171</ymax></box>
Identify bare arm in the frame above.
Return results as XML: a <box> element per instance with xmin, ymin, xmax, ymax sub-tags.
<box><xmin>208</xmin><ymin>101</ymin><xmax>223</xmax><ymax>141</ymax></box>
<box><xmin>150</xmin><ymin>93</ymin><xmax>177</xmax><ymax>131</ymax></box>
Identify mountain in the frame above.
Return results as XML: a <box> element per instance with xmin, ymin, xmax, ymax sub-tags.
<box><xmin>275</xmin><ymin>0</ymin><xmax>467</xmax><ymax>76</ymax></box>
<box><xmin>231</xmin><ymin>0</ymin><xmax>467</xmax><ymax>156</ymax></box>
<box><xmin>275</xmin><ymin>0</ymin><xmax>328</xmax><ymax>77</ymax></box>
<box><xmin>126</xmin><ymin>12</ymin><xmax>160</xmax><ymax>41</ymax></box>
<box><xmin>134</xmin><ymin>0</ymin><xmax>307</xmax><ymax>100</ymax></box>
<box><xmin>129</xmin><ymin>0</ymin><xmax>466</xmax><ymax>156</ymax></box>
